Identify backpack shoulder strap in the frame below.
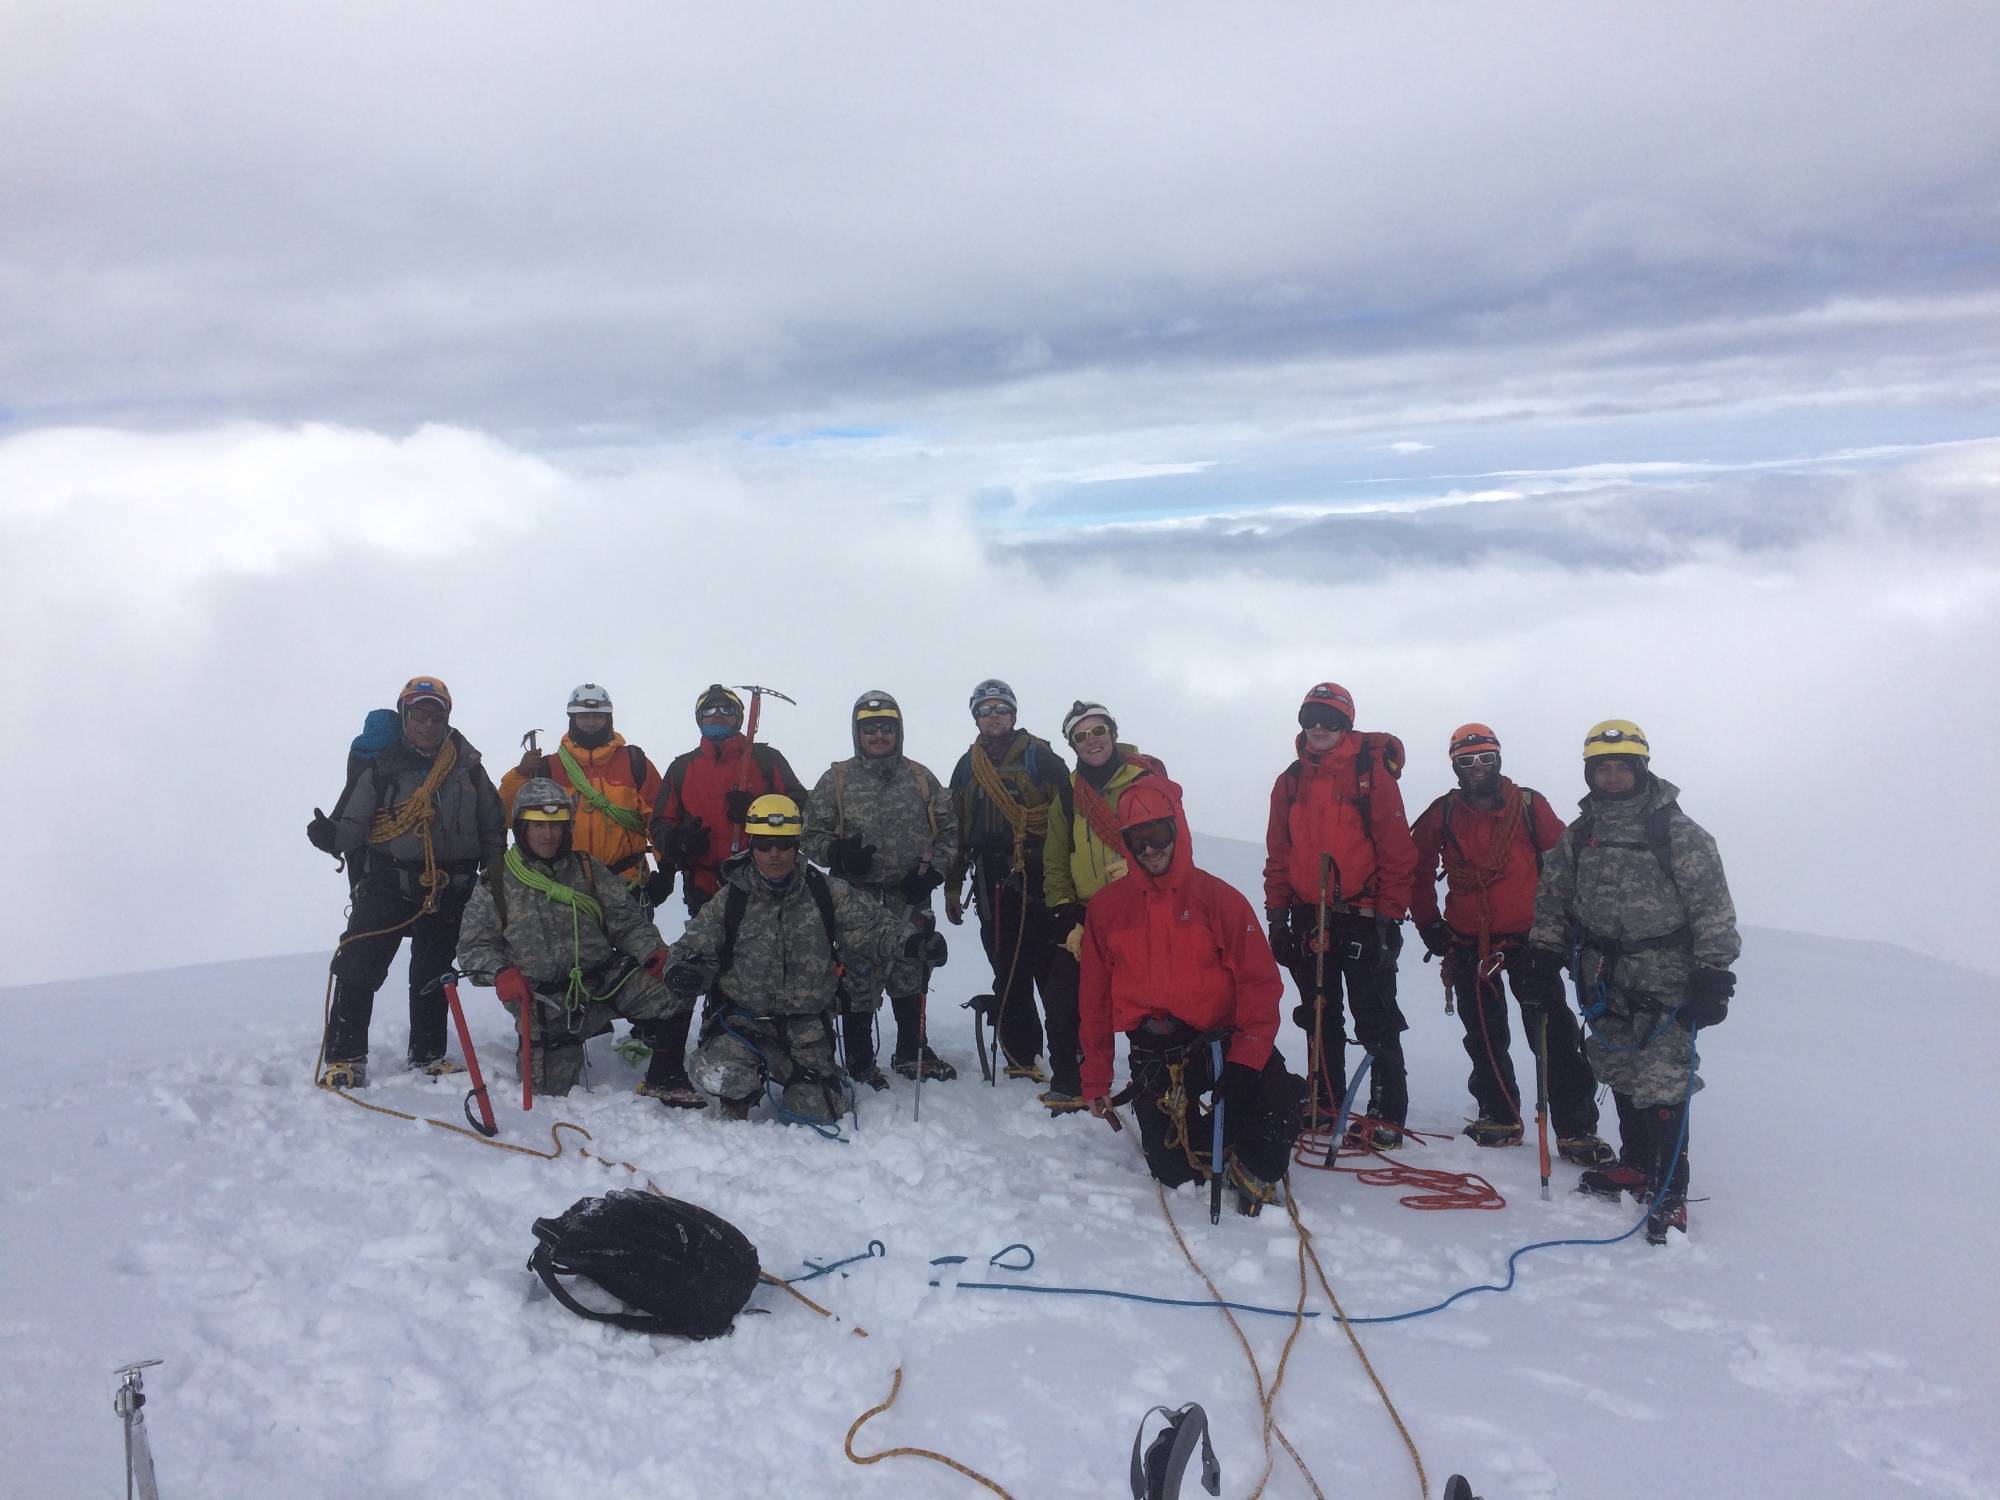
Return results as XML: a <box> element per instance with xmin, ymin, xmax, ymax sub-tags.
<box><xmin>832</xmin><ymin>762</ymin><xmax>847</xmax><ymax>835</ymax></box>
<box><xmin>1646</xmin><ymin>802</ymin><xmax>1679</xmax><ymax>881</ymax></box>
<box><xmin>1521</xmin><ymin>789</ymin><xmax>1544</xmax><ymax>871</ymax></box>
<box><xmin>802</xmin><ymin>866</ymin><xmax>842</xmax><ymax>960</ymax></box>
<box><xmin>628</xmin><ymin>746</ymin><xmax>646</xmax><ymax>786</ymax></box>
<box><xmin>716</xmin><ymin>883</ymin><xmax>751</xmax><ymax>977</ymax></box>
<box><xmin>910</xmin><ymin>762</ymin><xmax>938</xmax><ymax>839</ymax></box>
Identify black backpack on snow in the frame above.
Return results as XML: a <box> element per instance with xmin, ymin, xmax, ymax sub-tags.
<box><xmin>528</xmin><ymin>1190</ymin><xmax>761</xmax><ymax>1339</ymax></box>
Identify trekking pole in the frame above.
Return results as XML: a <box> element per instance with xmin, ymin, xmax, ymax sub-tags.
<box><xmin>1208</xmin><ymin>1038</ymin><xmax>1226</xmax><ymax>1225</ymax></box>
<box><xmin>442</xmin><ymin>978</ymin><xmax>498</xmax><ymax>1137</ymax></box>
<box><xmin>113</xmin><ymin>1359</ymin><xmax>163</xmax><ymax>1500</ymax></box>
<box><xmin>1307</xmin><ymin>854</ymin><xmax>1332</xmax><ymax>1136</ymax></box>
<box><xmin>1533</xmin><ymin>1011</ymin><xmax>1553</xmax><ymax>1201</ymax></box>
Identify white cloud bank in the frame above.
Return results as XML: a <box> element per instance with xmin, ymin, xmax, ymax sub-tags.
<box><xmin>2</xmin><ymin>424</ymin><xmax>1995</xmax><ymax>985</ymax></box>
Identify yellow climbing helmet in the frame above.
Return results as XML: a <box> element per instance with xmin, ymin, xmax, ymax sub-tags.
<box><xmin>1583</xmin><ymin>719</ymin><xmax>1650</xmax><ymax>761</ymax></box>
<box><xmin>742</xmin><ymin>793</ymin><xmax>804</xmax><ymax>837</ymax></box>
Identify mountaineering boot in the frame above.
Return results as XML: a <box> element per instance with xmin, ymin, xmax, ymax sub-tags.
<box><xmin>1346</xmin><ymin>1114</ymin><xmax>1403</xmax><ymax>1150</ymax></box>
<box><xmin>1645</xmin><ymin>1102</ymin><xmax>1691</xmax><ymax>1238</ymax></box>
<box><xmin>1039</xmin><ymin>1088</ymin><xmax>1088</xmax><ymax>1115</ymax></box>
<box><xmin>632</xmin><ymin>1020</ymin><xmax>707</xmax><ymax>1109</ymax></box>
<box><xmin>1463</xmin><ymin>1116</ymin><xmax>1524</xmax><ymax>1147</ymax></box>
<box><xmin>321</xmin><ymin>1057</ymin><xmax>368</xmax><ymax>1090</ymax></box>
<box><xmin>841</xmin><ymin>1009</ymin><xmax>890</xmax><ymax>1092</ymax></box>
<box><xmin>889</xmin><ymin>994</ymin><xmax>957</xmax><ymax>1081</ymax></box>
<box><xmin>1557</xmin><ymin>1134</ymin><xmax>1617</xmax><ymax>1168</ymax></box>
<box><xmin>410</xmin><ymin>1054</ymin><xmax>463</xmax><ymax>1077</ymax></box>
<box><xmin>1576</xmin><ymin>1162</ymin><xmax>1649</xmax><ymax>1201</ymax></box>
<box><xmin>1645</xmin><ymin>1194</ymin><xmax>1688</xmax><ymax>1245</ymax></box>
<box><xmin>1579</xmin><ymin>1092</ymin><xmax>1651</xmax><ymax>1200</ymax></box>
<box><xmin>1003</xmin><ymin>1060</ymin><xmax>1047</xmax><ymax>1084</ymax></box>
<box><xmin>1228</xmin><ymin>1158</ymin><xmax>1282</xmax><ymax>1217</ymax></box>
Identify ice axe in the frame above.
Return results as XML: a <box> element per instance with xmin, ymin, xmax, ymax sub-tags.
<box><xmin>728</xmin><ymin>684</ymin><xmax>796</xmax><ymax>853</ymax></box>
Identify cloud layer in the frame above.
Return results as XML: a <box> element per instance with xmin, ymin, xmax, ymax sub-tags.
<box><xmin>3</xmin><ymin>423</ymin><xmax>1994</xmax><ymax>984</ymax></box>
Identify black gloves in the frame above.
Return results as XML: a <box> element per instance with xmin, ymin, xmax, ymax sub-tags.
<box><xmin>723</xmin><ymin>788</ymin><xmax>752</xmax><ymax>825</ymax></box>
<box><xmin>900</xmin><ymin>866</ymin><xmax>945</xmax><ymax>907</ymax></box>
<box><xmin>1049</xmin><ymin>903</ymin><xmax>1086</xmax><ymax>941</ymax></box>
<box><xmin>1512</xmin><ymin>947</ymin><xmax>1568</xmax><ymax>1010</ymax></box>
<box><xmin>1419</xmin><ymin>920</ymin><xmax>1454</xmax><ymax>959</ymax></box>
<box><xmin>902</xmin><ymin>930</ymin><xmax>949</xmax><ymax>967</ymax></box>
<box><xmin>664</xmin><ymin>961</ymin><xmax>707</xmax><ymax>998</ymax></box>
<box><xmin>1266</xmin><ymin>910</ymin><xmax>1298</xmax><ymax>967</ymax></box>
<box><xmin>643</xmin><ymin>868</ymin><xmax>676</xmax><ymax>907</ymax></box>
<box><xmin>663</xmin><ymin>819</ymin><xmax>710</xmax><ymax>864</ymax></box>
<box><xmin>828</xmin><ymin>834</ymin><xmax>876</xmax><ymax>880</ymax></box>
<box><xmin>1679</xmin><ymin>968</ymin><xmax>1735</xmax><ymax>1030</ymax></box>
<box><xmin>1215</xmin><ymin>1060</ymin><xmax>1261</xmax><ymax>1114</ymax></box>
<box><xmin>306</xmin><ymin>807</ymin><xmax>338</xmax><ymax>854</ymax></box>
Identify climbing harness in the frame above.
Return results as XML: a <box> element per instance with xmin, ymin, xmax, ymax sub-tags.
<box><xmin>1131</xmin><ymin>1403</ymin><xmax>1220</xmax><ymax>1500</ymax></box>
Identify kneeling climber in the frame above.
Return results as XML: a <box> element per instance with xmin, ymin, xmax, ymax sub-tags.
<box><xmin>664</xmin><ymin>794</ymin><xmax>949</xmax><ymax>1123</ymax></box>
<box><xmin>1082</xmin><ymin>781</ymin><xmax>1304</xmax><ymax>1214</ymax></box>
<box><xmin>457</xmin><ymin>778</ymin><xmax>690</xmax><ymax>1104</ymax></box>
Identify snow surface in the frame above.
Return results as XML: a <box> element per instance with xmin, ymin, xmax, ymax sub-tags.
<box><xmin>4</xmin><ymin>833</ymin><xmax>1996</xmax><ymax>1499</ymax></box>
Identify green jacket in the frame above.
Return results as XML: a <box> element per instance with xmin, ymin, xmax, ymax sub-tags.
<box><xmin>457</xmin><ymin>849</ymin><xmax>666</xmax><ymax>989</ymax></box>
<box><xmin>1042</xmin><ymin>747</ymin><xmax>1161</xmax><ymax>907</ymax></box>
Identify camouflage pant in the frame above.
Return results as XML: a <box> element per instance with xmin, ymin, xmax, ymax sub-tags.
<box><xmin>1582</xmin><ymin>997</ymin><xmax>1702</xmax><ymax>1108</ymax></box>
<box><xmin>844</xmin><ymin>882</ymin><xmax>926</xmax><ymax>1009</ymax></box>
<box><xmin>693</xmin><ymin>1006</ymin><xmax>843</xmax><ymax>1122</ymax></box>
<box><xmin>500</xmin><ymin>968</ymin><xmax>679</xmax><ymax>1096</ymax></box>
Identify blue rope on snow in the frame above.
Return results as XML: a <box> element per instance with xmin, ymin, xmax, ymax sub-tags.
<box><xmin>797</xmin><ymin>1033</ymin><xmax>1702</xmax><ymax>1324</ymax></box>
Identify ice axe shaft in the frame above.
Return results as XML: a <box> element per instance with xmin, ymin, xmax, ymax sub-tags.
<box><xmin>727</xmin><ymin>684</ymin><xmax>796</xmax><ymax>853</ymax></box>
<box><xmin>443</xmin><ymin>980</ymin><xmax>498</xmax><ymax>1137</ymax></box>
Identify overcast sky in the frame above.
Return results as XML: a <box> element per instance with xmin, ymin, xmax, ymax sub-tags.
<box><xmin>4</xmin><ymin>2</ymin><xmax>1997</xmax><ymax>984</ymax></box>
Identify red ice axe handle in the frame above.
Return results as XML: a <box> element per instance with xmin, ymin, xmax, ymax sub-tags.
<box><xmin>442</xmin><ymin>980</ymin><xmax>498</xmax><ymax>1137</ymax></box>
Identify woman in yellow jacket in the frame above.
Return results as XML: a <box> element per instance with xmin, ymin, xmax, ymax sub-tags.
<box><xmin>1040</xmin><ymin>700</ymin><xmax>1178</xmax><ymax>981</ymax></box>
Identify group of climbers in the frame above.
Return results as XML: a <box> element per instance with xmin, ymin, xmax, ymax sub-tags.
<box><xmin>307</xmin><ymin>673</ymin><xmax>1737</xmax><ymax>1240</ymax></box>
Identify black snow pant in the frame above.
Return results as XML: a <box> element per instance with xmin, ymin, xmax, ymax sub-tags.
<box><xmin>324</xmin><ymin>862</ymin><xmax>476</xmax><ymax>1065</ymax></box>
<box><xmin>1126</xmin><ymin>1023</ymin><xmax>1304</xmax><ymax>1190</ymax></box>
<box><xmin>1283</xmin><ymin>909</ymin><xmax>1409</xmax><ymax>1127</ymax></box>
<box><xmin>1447</xmin><ymin>940</ymin><xmax>1600</xmax><ymax>1138</ymax></box>
<box><xmin>972</xmin><ymin>862</ymin><xmax>1080</xmax><ymax>1091</ymax></box>
<box><xmin>644</xmin><ymin>882</ymin><xmax>717</xmax><ymax>1085</ymax></box>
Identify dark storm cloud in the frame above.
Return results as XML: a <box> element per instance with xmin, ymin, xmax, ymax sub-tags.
<box><xmin>3</xmin><ymin>2</ymin><xmax>1999</xmax><ymax>438</ymax></box>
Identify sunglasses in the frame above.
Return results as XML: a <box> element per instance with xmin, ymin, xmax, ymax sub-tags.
<box><xmin>1298</xmin><ymin>706</ymin><xmax>1347</xmax><ymax>731</ymax></box>
<box><xmin>1453</xmin><ymin>751</ymin><xmax>1500</xmax><ymax>769</ymax></box>
<box><xmin>1070</xmin><ymin>724</ymin><xmax>1113</xmax><ymax>746</ymax></box>
<box><xmin>747</xmin><ymin>836</ymin><xmax>797</xmax><ymax>853</ymax></box>
<box><xmin>1121</xmin><ymin>820</ymin><xmax>1176</xmax><ymax>856</ymax></box>
<box><xmin>858</xmin><ymin>719</ymin><xmax>898</xmax><ymax>736</ymax></box>
<box><xmin>973</xmin><ymin>702</ymin><xmax>1014</xmax><ymax>719</ymax></box>
<box><xmin>405</xmin><ymin>704</ymin><xmax>449</xmax><ymax>721</ymax></box>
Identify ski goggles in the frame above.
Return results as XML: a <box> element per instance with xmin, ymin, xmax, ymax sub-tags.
<box><xmin>698</xmin><ymin>703</ymin><xmax>741</xmax><ymax>720</ymax></box>
<box><xmin>569</xmin><ymin>695</ymin><xmax>612</xmax><ymax>713</ymax></box>
<box><xmin>1452</xmin><ymin>751</ymin><xmax>1500</xmax><ymax>769</ymax></box>
<box><xmin>857</xmin><ymin>718</ymin><xmax>899</xmax><ymax>736</ymax></box>
<box><xmin>1069</xmin><ymin>723</ymin><xmax>1113</xmax><ymax>746</ymax></box>
<box><xmin>1121</xmin><ymin>818</ymin><xmax>1176</xmax><ymax>856</ymax></box>
<box><xmin>972</xmin><ymin>701</ymin><xmax>1015</xmax><ymax>719</ymax></box>
<box><xmin>1298</xmin><ymin>705</ymin><xmax>1347</xmax><ymax>731</ymax></box>
<box><xmin>747</xmin><ymin>835</ymin><xmax>797</xmax><ymax>852</ymax></box>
